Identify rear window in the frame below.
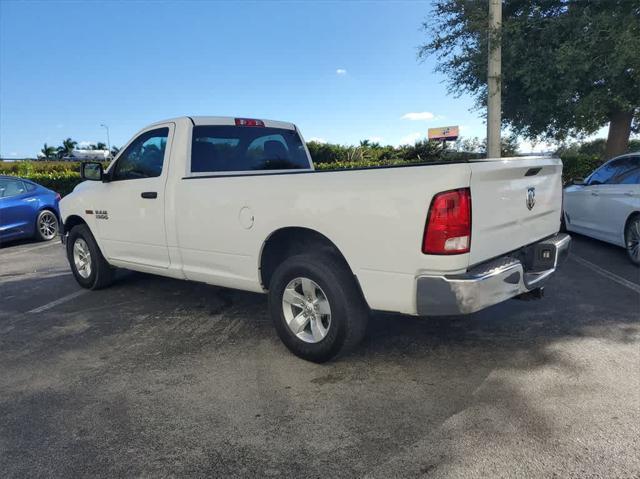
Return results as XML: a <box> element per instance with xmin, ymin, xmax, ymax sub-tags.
<box><xmin>191</xmin><ymin>125</ymin><xmax>311</xmax><ymax>173</ymax></box>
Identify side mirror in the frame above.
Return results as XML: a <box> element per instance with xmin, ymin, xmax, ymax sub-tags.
<box><xmin>81</xmin><ymin>162</ymin><xmax>104</xmax><ymax>181</ymax></box>
<box><xmin>571</xmin><ymin>178</ymin><xmax>585</xmax><ymax>186</ymax></box>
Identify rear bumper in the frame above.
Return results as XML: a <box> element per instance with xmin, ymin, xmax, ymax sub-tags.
<box><xmin>416</xmin><ymin>233</ymin><xmax>571</xmax><ymax>316</ymax></box>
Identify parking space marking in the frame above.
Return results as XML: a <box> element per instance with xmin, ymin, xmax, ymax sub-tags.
<box><xmin>28</xmin><ymin>289</ymin><xmax>88</xmax><ymax>314</ymax></box>
<box><xmin>1</xmin><ymin>241</ymin><xmax>61</xmax><ymax>257</ymax></box>
<box><xmin>571</xmin><ymin>255</ymin><xmax>640</xmax><ymax>294</ymax></box>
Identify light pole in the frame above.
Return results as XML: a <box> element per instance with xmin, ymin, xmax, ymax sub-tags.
<box><xmin>100</xmin><ymin>123</ymin><xmax>111</xmax><ymax>158</ymax></box>
<box><xmin>487</xmin><ymin>0</ymin><xmax>502</xmax><ymax>159</ymax></box>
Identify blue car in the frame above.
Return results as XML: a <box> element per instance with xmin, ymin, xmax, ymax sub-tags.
<box><xmin>0</xmin><ymin>175</ymin><xmax>61</xmax><ymax>243</ymax></box>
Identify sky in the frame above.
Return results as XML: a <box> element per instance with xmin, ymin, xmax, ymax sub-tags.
<box><xmin>0</xmin><ymin>0</ymin><xmax>596</xmax><ymax>158</ymax></box>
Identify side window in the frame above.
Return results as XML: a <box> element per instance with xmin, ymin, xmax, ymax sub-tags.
<box><xmin>24</xmin><ymin>182</ymin><xmax>37</xmax><ymax>192</ymax></box>
<box><xmin>587</xmin><ymin>159</ymin><xmax>622</xmax><ymax>185</ymax></box>
<box><xmin>612</xmin><ymin>157</ymin><xmax>639</xmax><ymax>185</ymax></box>
<box><xmin>619</xmin><ymin>168</ymin><xmax>640</xmax><ymax>185</ymax></box>
<box><xmin>0</xmin><ymin>178</ymin><xmax>26</xmax><ymax>198</ymax></box>
<box><xmin>589</xmin><ymin>156</ymin><xmax>639</xmax><ymax>185</ymax></box>
<box><xmin>112</xmin><ymin>128</ymin><xmax>169</xmax><ymax>181</ymax></box>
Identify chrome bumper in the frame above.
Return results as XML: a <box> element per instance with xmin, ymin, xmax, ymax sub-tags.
<box><xmin>416</xmin><ymin>233</ymin><xmax>571</xmax><ymax>316</ymax></box>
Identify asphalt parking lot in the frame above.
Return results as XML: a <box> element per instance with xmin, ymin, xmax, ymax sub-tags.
<box><xmin>1</xmin><ymin>235</ymin><xmax>639</xmax><ymax>478</ymax></box>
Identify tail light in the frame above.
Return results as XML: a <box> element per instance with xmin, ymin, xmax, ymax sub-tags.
<box><xmin>422</xmin><ymin>188</ymin><xmax>471</xmax><ymax>254</ymax></box>
<box><xmin>235</xmin><ymin>118</ymin><xmax>265</xmax><ymax>127</ymax></box>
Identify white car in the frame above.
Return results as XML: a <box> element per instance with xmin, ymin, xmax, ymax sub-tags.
<box><xmin>60</xmin><ymin>116</ymin><xmax>570</xmax><ymax>361</ymax></box>
<box><xmin>563</xmin><ymin>152</ymin><xmax>640</xmax><ymax>265</ymax></box>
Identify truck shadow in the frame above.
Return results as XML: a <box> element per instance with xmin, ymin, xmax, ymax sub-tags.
<box><xmin>1</xmin><ymin>259</ymin><xmax>638</xmax><ymax>477</ymax></box>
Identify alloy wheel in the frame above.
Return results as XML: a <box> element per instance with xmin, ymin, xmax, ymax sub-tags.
<box><xmin>282</xmin><ymin>277</ymin><xmax>332</xmax><ymax>343</ymax></box>
<box><xmin>38</xmin><ymin>211</ymin><xmax>58</xmax><ymax>240</ymax></box>
<box><xmin>627</xmin><ymin>218</ymin><xmax>640</xmax><ymax>263</ymax></box>
<box><xmin>73</xmin><ymin>238</ymin><xmax>92</xmax><ymax>279</ymax></box>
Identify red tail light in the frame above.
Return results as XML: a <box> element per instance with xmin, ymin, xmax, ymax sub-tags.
<box><xmin>422</xmin><ymin>188</ymin><xmax>471</xmax><ymax>254</ymax></box>
<box><xmin>235</xmin><ymin>118</ymin><xmax>265</xmax><ymax>127</ymax></box>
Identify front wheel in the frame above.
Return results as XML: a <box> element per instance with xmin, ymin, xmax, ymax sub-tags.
<box><xmin>268</xmin><ymin>253</ymin><xmax>369</xmax><ymax>362</ymax></box>
<box><xmin>625</xmin><ymin>216</ymin><xmax>640</xmax><ymax>266</ymax></box>
<box><xmin>35</xmin><ymin>210</ymin><xmax>58</xmax><ymax>241</ymax></box>
<box><xmin>66</xmin><ymin>224</ymin><xmax>115</xmax><ymax>289</ymax></box>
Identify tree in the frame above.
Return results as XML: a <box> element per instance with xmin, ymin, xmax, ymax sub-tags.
<box><xmin>420</xmin><ymin>0</ymin><xmax>640</xmax><ymax>159</ymax></box>
<box><xmin>95</xmin><ymin>142</ymin><xmax>107</xmax><ymax>150</ymax></box>
<box><xmin>60</xmin><ymin>138</ymin><xmax>77</xmax><ymax>158</ymax></box>
<box><xmin>110</xmin><ymin>146</ymin><xmax>120</xmax><ymax>157</ymax></box>
<box><xmin>454</xmin><ymin>134</ymin><xmax>520</xmax><ymax>156</ymax></box>
<box><xmin>40</xmin><ymin>143</ymin><xmax>57</xmax><ymax>159</ymax></box>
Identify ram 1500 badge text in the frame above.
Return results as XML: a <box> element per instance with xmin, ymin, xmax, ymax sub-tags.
<box><xmin>60</xmin><ymin>117</ymin><xmax>570</xmax><ymax>362</ymax></box>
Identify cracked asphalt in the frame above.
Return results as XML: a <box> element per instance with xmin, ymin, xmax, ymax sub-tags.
<box><xmin>0</xmin><ymin>234</ymin><xmax>639</xmax><ymax>478</ymax></box>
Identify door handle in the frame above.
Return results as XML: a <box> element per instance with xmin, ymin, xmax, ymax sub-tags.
<box><xmin>141</xmin><ymin>192</ymin><xmax>157</xmax><ymax>199</ymax></box>
<box><xmin>590</xmin><ymin>191</ymin><xmax>599</xmax><ymax>196</ymax></box>
<box><xmin>624</xmin><ymin>191</ymin><xmax>634</xmax><ymax>197</ymax></box>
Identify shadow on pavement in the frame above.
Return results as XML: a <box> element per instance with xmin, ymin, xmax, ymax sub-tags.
<box><xmin>0</xmin><ymin>260</ymin><xmax>638</xmax><ymax>477</ymax></box>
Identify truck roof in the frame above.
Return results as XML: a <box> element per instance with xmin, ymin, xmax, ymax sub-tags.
<box><xmin>147</xmin><ymin>116</ymin><xmax>297</xmax><ymax>131</ymax></box>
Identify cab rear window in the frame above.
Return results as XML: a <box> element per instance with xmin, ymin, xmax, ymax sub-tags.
<box><xmin>190</xmin><ymin>125</ymin><xmax>311</xmax><ymax>173</ymax></box>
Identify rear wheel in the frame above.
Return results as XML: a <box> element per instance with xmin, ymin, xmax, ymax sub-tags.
<box><xmin>35</xmin><ymin>210</ymin><xmax>58</xmax><ymax>241</ymax></box>
<box><xmin>268</xmin><ymin>252</ymin><xmax>368</xmax><ymax>362</ymax></box>
<box><xmin>625</xmin><ymin>216</ymin><xmax>640</xmax><ymax>266</ymax></box>
<box><xmin>66</xmin><ymin>224</ymin><xmax>115</xmax><ymax>289</ymax></box>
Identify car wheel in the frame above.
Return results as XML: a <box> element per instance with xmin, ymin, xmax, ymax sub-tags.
<box><xmin>268</xmin><ymin>252</ymin><xmax>368</xmax><ymax>363</ymax></box>
<box><xmin>66</xmin><ymin>224</ymin><xmax>115</xmax><ymax>289</ymax></box>
<box><xmin>35</xmin><ymin>210</ymin><xmax>58</xmax><ymax>241</ymax></box>
<box><xmin>625</xmin><ymin>216</ymin><xmax>640</xmax><ymax>266</ymax></box>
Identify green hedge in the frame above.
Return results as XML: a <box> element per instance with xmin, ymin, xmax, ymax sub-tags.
<box><xmin>0</xmin><ymin>161</ymin><xmax>105</xmax><ymax>196</ymax></box>
<box><xmin>559</xmin><ymin>154</ymin><xmax>601</xmax><ymax>184</ymax></box>
<box><xmin>22</xmin><ymin>171</ymin><xmax>83</xmax><ymax>197</ymax></box>
<box><xmin>0</xmin><ymin>154</ymin><xmax>606</xmax><ymax>196</ymax></box>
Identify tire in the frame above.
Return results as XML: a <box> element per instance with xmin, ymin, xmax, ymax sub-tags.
<box><xmin>66</xmin><ymin>224</ymin><xmax>115</xmax><ymax>289</ymax></box>
<box><xmin>35</xmin><ymin>209</ymin><xmax>59</xmax><ymax>241</ymax></box>
<box><xmin>625</xmin><ymin>215</ymin><xmax>640</xmax><ymax>266</ymax></box>
<box><xmin>268</xmin><ymin>252</ymin><xmax>368</xmax><ymax>363</ymax></box>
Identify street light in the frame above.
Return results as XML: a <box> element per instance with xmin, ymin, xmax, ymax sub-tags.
<box><xmin>100</xmin><ymin>123</ymin><xmax>111</xmax><ymax>158</ymax></box>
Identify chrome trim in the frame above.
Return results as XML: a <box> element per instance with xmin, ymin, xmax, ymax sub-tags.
<box><xmin>417</xmin><ymin>233</ymin><xmax>571</xmax><ymax>316</ymax></box>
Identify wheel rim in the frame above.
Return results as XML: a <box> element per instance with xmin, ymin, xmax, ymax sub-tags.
<box><xmin>627</xmin><ymin>219</ymin><xmax>640</xmax><ymax>262</ymax></box>
<box><xmin>38</xmin><ymin>211</ymin><xmax>58</xmax><ymax>240</ymax></box>
<box><xmin>73</xmin><ymin>238</ymin><xmax>92</xmax><ymax>279</ymax></box>
<box><xmin>282</xmin><ymin>277</ymin><xmax>332</xmax><ymax>343</ymax></box>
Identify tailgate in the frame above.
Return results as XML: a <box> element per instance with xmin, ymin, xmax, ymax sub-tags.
<box><xmin>468</xmin><ymin>157</ymin><xmax>563</xmax><ymax>265</ymax></box>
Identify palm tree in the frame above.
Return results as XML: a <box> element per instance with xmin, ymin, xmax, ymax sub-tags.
<box><xmin>61</xmin><ymin>138</ymin><xmax>77</xmax><ymax>158</ymax></box>
<box><xmin>359</xmin><ymin>139</ymin><xmax>371</xmax><ymax>148</ymax></box>
<box><xmin>40</xmin><ymin>143</ymin><xmax>57</xmax><ymax>159</ymax></box>
<box><xmin>95</xmin><ymin>142</ymin><xmax>107</xmax><ymax>150</ymax></box>
<box><xmin>110</xmin><ymin>146</ymin><xmax>120</xmax><ymax>157</ymax></box>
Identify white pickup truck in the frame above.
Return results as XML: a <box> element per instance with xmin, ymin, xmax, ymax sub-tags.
<box><xmin>60</xmin><ymin>116</ymin><xmax>570</xmax><ymax>362</ymax></box>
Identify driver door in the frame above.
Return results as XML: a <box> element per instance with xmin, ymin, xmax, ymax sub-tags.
<box><xmin>93</xmin><ymin>123</ymin><xmax>174</xmax><ymax>269</ymax></box>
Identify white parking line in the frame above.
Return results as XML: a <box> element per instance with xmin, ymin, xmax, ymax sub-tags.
<box><xmin>571</xmin><ymin>255</ymin><xmax>640</xmax><ymax>294</ymax></box>
<box><xmin>1</xmin><ymin>241</ymin><xmax>60</xmax><ymax>257</ymax></box>
<box><xmin>28</xmin><ymin>289</ymin><xmax>88</xmax><ymax>314</ymax></box>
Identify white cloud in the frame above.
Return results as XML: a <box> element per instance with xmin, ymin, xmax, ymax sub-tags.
<box><xmin>336</xmin><ymin>68</ymin><xmax>347</xmax><ymax>76</ymax></box>
<box><xmin>307</xmin><ymin>137</ymin><xmax>327</xmax><ymax>144</ymax></box>
<box><xmin>398</xmin><ymin>132</ymin><xmax>424</xmax><ymax>145</ymax></box>
<box><xmin>77</xmin><ymin>141</ymin><xmax>95</xmax><ymax>148</ymax></box>
<box><xmin>401</xmin><ymin>112</ymin><xmax>437</xmax><ymax>121</ymax></box>
<box><xmin>9</xmin><ymin>152</ymin><xmax>18</xmax><ymax>157</ymax></box>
